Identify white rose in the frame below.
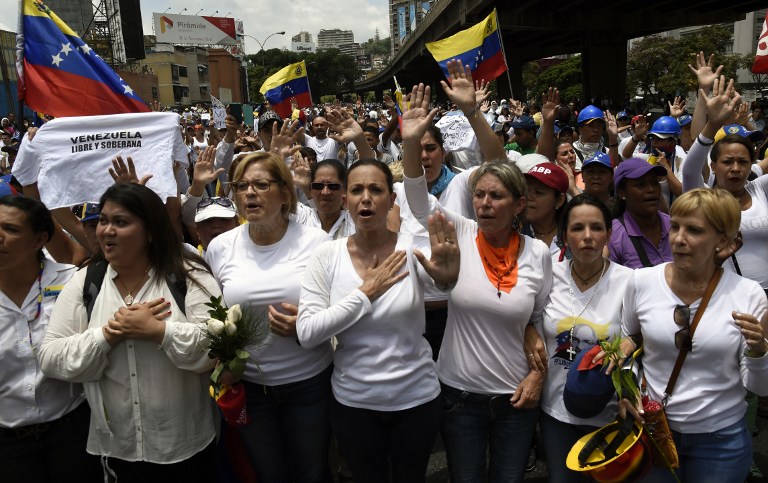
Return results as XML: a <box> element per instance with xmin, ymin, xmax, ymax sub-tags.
<box><xmin>224</xmin><ymin>321</ymin><xmax>237</xmax><ymax>336</ymax></box>
<box><xmin>207</xmin><ymin>319</ymin><xmax>225</xmax><ymax>336</ymax></box>
<box><xmin>226</xmin><ymin>304</ymin><xmax>242</xmax><ymax>325</ymax></box>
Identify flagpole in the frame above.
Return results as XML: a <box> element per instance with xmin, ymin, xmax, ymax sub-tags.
<box><xmin>493</xmin><ymin>9</ymin><xmax>515</xmax><ymax>100</ymax></box>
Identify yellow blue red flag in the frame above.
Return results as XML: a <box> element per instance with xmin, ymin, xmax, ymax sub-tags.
<box><xmin>259</xmin><ymin>61</ymin><xmax>312</xmax><ymax>119</ymax></box>
<box><xmin>17</xmin><ymin>0</ymin><xmax>149</xmax><ymax>117</ymax></box>
<box><xmin>425</xmin><ymin>9</ymin><xmax>507</xmax><ymax>82</ymax></box>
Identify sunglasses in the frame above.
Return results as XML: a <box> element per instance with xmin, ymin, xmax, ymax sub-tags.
<box><xmin>310</xmin><ymin>182</ymin><xmax>342</xmax><ymax>191</ymax></box>
<box><xmin>196</xmin><ymin>197</ymin><xmax>234</xmax><ymax>212</ymax></box>
<box><xmin>72</xmin><ymin>203</ymin><xmax>100</xmax><ymax>220</ymax></box>
<box><xmin>673</xmin><ymin>304</ymin><xmax>692</xmax><ymax>351</ymax></box>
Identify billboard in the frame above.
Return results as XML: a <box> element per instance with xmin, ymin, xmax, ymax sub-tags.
<box><xmin>153</xmin><ymin>13</ymin><xmax>237</xmax><ymax>45</ymax></box>
<box><xmin>398</xmin><ymin>6</ymin><xmax>407</xmax><ymax>41</ymax></box>
<box><xmin>410</xmin><ymin>2</ymin><xmax>417</xmax><ymax>32</ymax></box>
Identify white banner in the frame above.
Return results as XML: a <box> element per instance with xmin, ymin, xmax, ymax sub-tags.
<box><xmin>153</xmin><ymin>13</ymin><xmax>237</xmax><ymax>45</ymax></box>
<box><xmin>211</xmin><ymin>95</ymin><xmax>226</xmax><ymax>129</ymax></box>
<box><xmin>15</xmin><ymin>112</ymin><xmax>187</xmax><ymax>209</ymax></box>
<box><xmin>435</xmin><ymin>111</ymin><xmax>478</xmax><ymax>152</ymax></box>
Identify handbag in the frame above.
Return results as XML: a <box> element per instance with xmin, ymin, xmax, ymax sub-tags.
<box><xmin>642</xmin><ymin>268</ymin><xmax>723</xmax><ymax>469</ymax></box>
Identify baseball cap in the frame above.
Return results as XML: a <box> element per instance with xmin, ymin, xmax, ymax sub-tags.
<box><xmin>525</xmin><ymin>162</ymin><xmax>569</xmax><ymax>194</ymax></box>
<box><xmin>511</xmin><ymin>115</ymin><xmax>537</xmax><ymax>131</ymax></box>
<box><xmin>195</xmin><ymin>197</ymin><xmax>238</xmax><ymax>223</ymax></box>
<box><xmin>368</xmin><ymin>110</ymin><xmax>378</xmax><ymax>119</ymax></box>
<box><xmin>648</xmin><ymin>132</ymin><xmax>676</xmax><ymax>139</ymax></box>
<box><xmin>0</xmin><ymin>175</ymin><xmax>18</xmax><ymax>197</ymax></box>
<box><xmin>614</xmin><ymin>158</ymin><xmax>667</xmax><ymax>190</ymax></box>
<box><xmin>257</xmin><ymin>111</ymin><xmax>282</xmax><ymax>131</ymax></box>
<box><xmin>563</xmin><ymin>345</ymin><xmax>616</xmax><ymax>419</ymax></box>
<box><xmin>677</xmin><ymin>114</ymin><xmax>692</xmax><ymax>127</ymax></box>
<box><xmin>71</xmin><ymin>203</ymin><xmax>100</xmax><ymax>222</ymax></box>
<box><xmin>1</xmin><ymin>143</ymin><xmax>19</xmax><ymax>154</ymax></box>
<box><xmin>582</xmin><ymin>152</ymin><xmax>613</xmax><ymax>171</ymax></box>
<box><xmin>515</xmin><ymin>153</ymin><xmax>549</xmax><ymax>176</ymax></box>
<box><xmin>617</xmin><ymin>110</ymin><xmax>630</xmax><ymax>120</ymax></box>
<box><xmin>714</xmin><ymin>124</ymin><xmax>765</xmax><ymax>143</ymax></box>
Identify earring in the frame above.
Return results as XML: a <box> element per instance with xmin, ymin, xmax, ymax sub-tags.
<box><xmin>511</xmin><ymin>214</ymin><xmax>521</xmax><ymax>233</ymax></box>
<box><xmin>715</xmin><ymin>247</ymin><xmax>721</xmax><ymax>253</ymax></box>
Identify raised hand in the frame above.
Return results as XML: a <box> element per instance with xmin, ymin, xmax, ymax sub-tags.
<box><xmin>480</xmin><ymin>100</ymin><xmax>491</xmax><ymax>114</ymax></box>
<box><xmin>604</xmin><ymin>110</ymin><xmax>619</xmax><ymax>140</ymax></box>
<box><xmin>540</xmin><ymin>87</ymin><xmax>560</xmax><ymax>125</ymax></box>
<box><xmin>326</xmin><ymin>108</ymin><xmax>364</xmax><ymax>144</ymax></box>
<box><xmin>193</xmin><ymin>146</ymin><xmax>225</xmax><ymax>189</ymax></box>
<box><xmin>474</xmin><ymin>78</ymin><xmax>491</xmax><ymax>105</ymax></box>
<box><xmin>290</xmin><ymin>151</ymin><xmax>311</xmax><ymax>195</ymax></box>
<box><xmin>270</xmin><ymin>119</ymin><xmax>301</xmax><ymax>159</ymax></box>
<box><xmin>401</xmin><ymin>83</ymin><xmax>439</xmax><ymax>143</ymax></box>
<box><xmin>109</xmin><ymin>155</ymin><xmax>153</xmax><ymax>185</ymax></box>
<box><xmin>439</xmin><ymin>59</ymin><xmax>477</xmax><ymax>114</ymax></box>
<box><xmin>668</xmin><ymin>96</ymin><xmax>687</xmax><ymax>118</ymax></box>
<box><xmin>414</xmin><ymin>211</ymin><xmax>460</xmax><ymax>288</ymax></box>
<box><xmin>358</xmin><ymin>250</ymin><xmax>409</xmax><ymax>301</ymax></box>
<box><xmin>633</xmin><ymin>115</ymin><xmax>649</xmax><ymax>140</ymax></box>
<box><xmin>733</xmin><ymin>101</ymin><xmax>751</xmax><ymax>127</ymax></box>
<box><xmin>700</xmin><ymin>76</ymin><xmax>740</xmax><ymax>128</ymax></box>
<box><xmin>688</xmin><ymin>51</ymin><xmax>723</xmax><ymax>93</ymax></box>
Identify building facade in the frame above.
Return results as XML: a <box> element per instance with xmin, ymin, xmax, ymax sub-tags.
<box><xmin>292</xmin><ymin>31</ymin><xmax>316</xmax><ymax>53</ymax></box>
<box><xmin>389</xmin><ymin>0</ymin><xmax>434</xmax><ymax>55</ymax></box>
<box><xmin>317</xmin><ymin>29</ymin><xmax>354</xmax><ymax>51</ymax></box>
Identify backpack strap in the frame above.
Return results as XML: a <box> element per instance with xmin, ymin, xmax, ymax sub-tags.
<box><xmin>82</xmin><ymin>261</ymin><xmax>188</xmax><ymax>319</ymax></box>
<box><xmin>618</xmin><ymin>215</ymin><xmax>653</xmax><ymax>268</ymax></box>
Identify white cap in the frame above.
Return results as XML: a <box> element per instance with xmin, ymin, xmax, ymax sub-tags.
<box><xmin>369</xmin><ymin>110</ymin><xmax>378</xmax><ymax>119</ymax></box>
<box><xmin>194</xmin><ymin>200</ymin><xmax>238</xmax><ymax>223</ymax></box>
<box><xmin>515</xmin><ymin>153</ymin><xmax>550</xmax><ymax>175</ymax></box>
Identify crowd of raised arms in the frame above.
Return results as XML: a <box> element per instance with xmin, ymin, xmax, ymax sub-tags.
<box><xmin>2</xmin><ymin>53</ymin><xmax>768</xmax><ymax>483</ymax></box>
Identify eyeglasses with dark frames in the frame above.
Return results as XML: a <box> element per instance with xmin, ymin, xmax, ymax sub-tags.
<box><xmin>230</xmin><ymin>179</ymin><xmax>281</xmax><ymax>194</ymax></box>
<box><xmin>196</xmin><ymin>197</ymin><xmax>234</xmax><ymax>212</ymax></box>
<box><xmin>674</xmin><ymin>304</ymin><xmax>692</xmax><ymax>351</ymax></box>
<box><xmin>310</xmin><ymin>182</ymin><xmax>342</xmax><ymax>191</ymax></box>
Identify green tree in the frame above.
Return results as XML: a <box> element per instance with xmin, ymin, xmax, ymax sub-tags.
<box><xmin>530</xmin><ymin>55</ymin><xmax>583</xmax><ymax>103</ymax></box>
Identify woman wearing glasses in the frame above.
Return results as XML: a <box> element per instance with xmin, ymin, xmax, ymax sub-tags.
<box><xmin>614</xmin><ymin>188</ymin><xmax>768</xmax><ymax>483</ymax></box>
<box><xmin>205</xmin><ymin>151</ymin><xmax>334</xmax><ymax>483</ymax></box>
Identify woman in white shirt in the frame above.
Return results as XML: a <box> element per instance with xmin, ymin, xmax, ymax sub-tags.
<box><xmin>614</xmin><ymin>188</ymin><xmax>768</xmax><ymax>483</ymax></box>
<box><xmin>401</xmin><ymin>64</ymin><xmax>552</xmax><ymax>483</ymax></box>
<box><xmin>205</xmin><ymin>151</ymin><xmax>334</xmax><ymax>483</ymax></box>
<box><xmin>40</xmin><ymin>183</ymin><xmax>220</xmax><ymax>481</ymax></box>
<box><xmin>538</xmin><ymin>194</ymin><xmax>634</xmax><ymax>482</ymax></box>
<box><xmin>297</xmin><ymin>159</ymin><xmax>459</xmax><ymax>482</ymax></box>
<box><xmin>294</xmin><ymin>158</ymin><xmax>355</xmax><ymax>240</ymax></box>
<box><xmin>0</xmin><ymin>195</ymin><xmax>101</xmax><ymax>482</ymax></box>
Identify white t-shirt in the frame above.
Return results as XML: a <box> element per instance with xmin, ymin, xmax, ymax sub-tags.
<box><xmin>438</xmin><ymin>167</ymin><xmax>477</xmax><ymax>221</ymax></box>
<box><xmin>205</xmin><ymin>222</ymin><xmax>334</xmax><ymax>385</ymax></box>
<box><xmin>297</xmin><ymin>234</ymin><xmax>440</xmax><ymax>411</ymax></box>
<box><xmin>305</xmin><ymin>136</ymin><xmax>340</xmax><ymax>162</ymax></box>
<box><xmin>541</xmin><ymin>261</ymin><xmax>634</xmax><ymax>427</ymax></box>
<box><xmin>292</xmin><ymin>203</ymin><xmax>355</xmax><ymax>240</ymax></box>
<box><xmin>622</xmin><ymin>265</ymin><xmax>768</xmax><ymax>433</ymax></box>
<box><xmin>403</xmin><ymin>174</ymin><xmax>553</xmax><ymax>394</ymax></box>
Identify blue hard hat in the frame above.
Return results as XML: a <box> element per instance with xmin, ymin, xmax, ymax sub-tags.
<box><xmin>577</xmin><ymin>105</ymin><xmax>604</xmax><ymax>125</ymax></box>
<box><xmin>648</xmin><ymin>116</ymin><xmax>681</xmax><ymax>138</ymax></box>
<box><xmin>677</xmin><ymin>114</ymin><xmax>692</xmax><ymax>127</ymax></box>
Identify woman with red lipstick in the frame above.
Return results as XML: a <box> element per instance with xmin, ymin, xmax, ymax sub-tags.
<box><xmin>297</xmin><ymin>159</ymin><xmax>459</xmax><ymax>482</ymax></box>
<box><xmin>401</xmin><ymin>62</ymin><xmax>553</xmax><ymax>482</ymax></box>
<box><xmin>682</xmin><ymin>76</ymin><xmax>768</xmax><ymax>296</ymax></box>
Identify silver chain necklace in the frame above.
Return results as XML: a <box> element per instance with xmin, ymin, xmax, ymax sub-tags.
<box><xmin>567</xmin><ymin>258</ymin><xmax>607</xmax><ymax>360</ymax></box>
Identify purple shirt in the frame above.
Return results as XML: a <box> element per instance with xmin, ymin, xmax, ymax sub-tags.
<box><xmin>609</xmin><ymin>212</ymin><xmax>672</xmax><ymax>269</ymax></box>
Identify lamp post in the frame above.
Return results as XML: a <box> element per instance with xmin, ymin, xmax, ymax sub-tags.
<box><xmin>241</xmin><ymin>32</ymin><xmax>286</xmax><ymax>67</ymax></box>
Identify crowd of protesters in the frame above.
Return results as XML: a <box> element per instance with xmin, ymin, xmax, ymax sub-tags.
<box><xmin>2</xmin><ymin>50</ymin><xmax>768</xmax><ymax>483</ymax></box>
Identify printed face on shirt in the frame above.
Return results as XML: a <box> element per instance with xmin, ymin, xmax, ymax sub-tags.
<box><xmin>0</xmin><ymin>205</ymin><xmax>48</xmax><ymax>268</ymax></box>
<box><xmin>96</xmin><ymin>201</ymin><xmax>151</xmax><ymax>267</ymax></box>
<box><xmin>420</xmin><ymin>131</ymin><xmax>444</xmax><ymax>184</ymax></box>
<box><xmin>345</xmin><ymin>164</ymin><xmax>395</xmax><ymax>232</ymax></box>
<box><xmin>524</xmin><ymin>176</ymin><xmax>564</xmax><ymax>226</ymax></box>
<box><xmin>711</xmin><ymin>142</ymin><xmax>751</xmax><ymax>194</ymax></box>
<box><xmin>235</xmin><ymin>162</ymin><xmax>289</xmax><ymax>226</ymax></box>
<box><xmin>473</xmin><ymin>173</ymin><xmax>525</xmax><ymax>239</ymax></box>
<box><xmin>312</xmin><ymin>165</ymin><xmax>345</xmax><ymax>219</ymax></box>
<box><xmin>669</xmin><ymin>208</ymin><xmax>728</xmax><ymax>271</ymax></box>
<box><xmin>556</xmin><ymin>142</ymin><xmax>577</xmax><ymax>172</ymax></box>
<box><xmin>565</xmin><ymin>204</ymin><xmax>611</xmax><ymax>265</ymax></box>
<box><xmin>617</xmin><ymin>172</ymin><xmax>661</xmax><ymax>219</ymax></box>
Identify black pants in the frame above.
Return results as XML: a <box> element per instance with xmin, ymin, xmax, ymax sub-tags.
<box><xmin>0</xmin><ymin>403</ymin><xmax>101</xmax><ymax>483</ymax></box>
<box><xmin>107</xmin><ymin>440</ymin><xmax>216</xmax><ymax>483</ymax></box>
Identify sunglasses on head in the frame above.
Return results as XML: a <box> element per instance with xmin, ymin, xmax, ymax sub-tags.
<box><xmin>310</xmin><ymin>182</ymin><xmax>342</xmax><ymax>191</ymax></box>
<box><xmin>196</xmin><ymin>197</ymin><xmax>234</xmax><ymax>212</ymax></box>
<box><xmin>674</xmin><ymin>304</ymin><xmax>692</xmax><ymax>351</ymax></box>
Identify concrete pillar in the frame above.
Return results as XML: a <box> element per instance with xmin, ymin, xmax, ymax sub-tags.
<box><xmin>581</xmin><ymin>33</ymin><xmax>627</xmax><ymax>110</ymax></box>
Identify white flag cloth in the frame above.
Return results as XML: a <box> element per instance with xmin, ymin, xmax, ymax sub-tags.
<box><xmin>435</xmin><ymin>111</ymin><xmax>479</xmax><ymax>152</ymax></box>
<box><xmin>211</xmin><ymin>95</ymin><xmax>226</xmax><ymax>128</ymax></box>
<box><xmin>13</xmin><ymin>112</ymin><xmax>187</xmax><ymax>209</ymax></box>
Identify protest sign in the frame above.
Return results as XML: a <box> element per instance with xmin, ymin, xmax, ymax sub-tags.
<box><xmin>435</xmin><ymin>111</ymin><xmax>478</xmax><ymax>152</ymax></box>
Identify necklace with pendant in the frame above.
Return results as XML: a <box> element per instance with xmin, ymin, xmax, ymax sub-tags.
<box><xmin>567</xmin><ymin>259</ymin><xmax>607</xmax><ymax>360</ymax></box>
<box><xmin>117</xmin><ymin>268</ymin><xmax>150</xmax><ymax>305</ymax></box>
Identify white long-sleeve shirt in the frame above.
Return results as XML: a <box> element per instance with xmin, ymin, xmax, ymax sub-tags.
<box><xmin>297</xmin><ymin>234</ymin><xmax>440</xmax><ymax>411</ymax></box>
<box><xmin>403</xmin><ymin>174</ymin><xmax>553</xmax><ymax>393</ymax></box>
<box><xmin>0</xmin><ymin>260</ymin><xmax>83</xmax><ymax>428</ymax></box>
<box><xmin>622</xmin><ymin>264</ymin><xmax>768</xmax><ymax>433</ymax></box>
<box><xmin>40</xmin><ymin>264</ymin><xmax>220</xmax><ymax>463</ymax></box>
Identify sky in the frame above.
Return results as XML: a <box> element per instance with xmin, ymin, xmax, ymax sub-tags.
<box><xmin>3</xmin><ymin>0</ymin><xmax>391</xmax><ymax>53</ymax></box>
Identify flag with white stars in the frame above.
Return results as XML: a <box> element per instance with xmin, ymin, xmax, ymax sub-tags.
<box><xmin>259</xmin><ymin>61</ymin><xmax>312</xmax><ymax>119</ymax></box>
<box><xmin>17</xmin><ymin>0</ymin><xmax>149</xmax><ymax>117</ymax></box>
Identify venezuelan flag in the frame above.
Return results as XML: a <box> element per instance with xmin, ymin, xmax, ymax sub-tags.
<box><xmin>18</xmin><ymin>0</ymin><xmax>149</xmax><ymax>117</ymax></box>
<box><xmin>426</xmin><ymin>9</ymin><xmax>507</xmax><ymax>83</ymax></box>
<box><xmin>259</xmin><ymin>61</ymin><xmax>312</xmax><ymax>119</ymax></box>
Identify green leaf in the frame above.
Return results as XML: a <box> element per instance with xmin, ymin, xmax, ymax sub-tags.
<box><xmin>211</xmin><ymin>363</ymin><xmax>224</xmax><ymax>384</ymax></box>
<box><xmin>235</xmin><ymin>349</ymin><xmax>250</xmax><ymax>360</ymax></box>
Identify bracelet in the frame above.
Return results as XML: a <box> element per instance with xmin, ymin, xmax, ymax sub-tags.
<box><xmin>697</xmin><ymin>135</ymin><xmax>714</xmax><ymax>146</ymax></box>
<box><xmin>745</xmin><ymin>337</ymin><xmax>768</xmax><ymax>358</ymax></box>
<box><xmin>463</xmin><ymin>104</ymin><xmax>480</xmax><ymax>118</ymax></box>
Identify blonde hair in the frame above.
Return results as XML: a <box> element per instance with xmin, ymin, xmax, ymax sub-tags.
<box><xmin>231</xmin><ymin>151</ymin><xmax>298</xmax><ymax>217</ymax></box>
<box><xmin>670</xmin><ymin>188</ymin><xmax>740</xmax><ymax>239</ymax></box>
<box><xmin>469</xmin><ymin>160</ymin><xmax>527</xmax><ymax>199</ymax></box>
